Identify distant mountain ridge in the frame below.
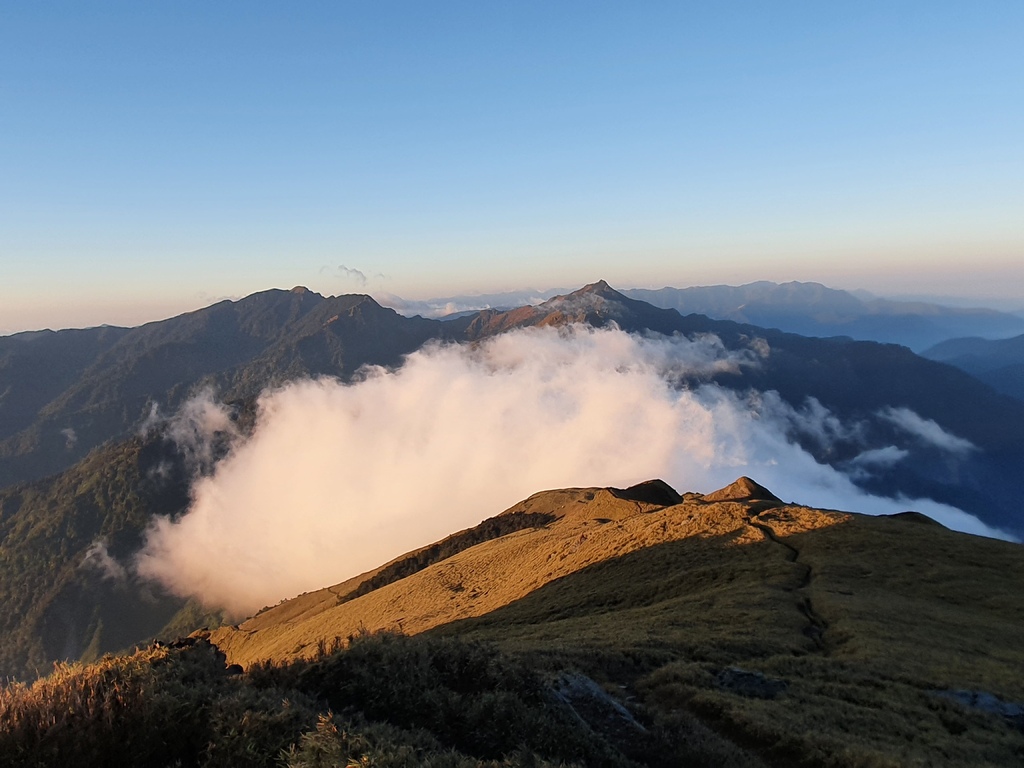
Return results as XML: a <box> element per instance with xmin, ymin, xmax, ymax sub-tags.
<box><xmin>0</xmin><ymin>288</ymin><xmax>445</xmax><ymax>487</ymax></box>
<box><xmin>446</xmin><ymin>281</ymin><xmax>1024</xmax><ymax>535</ymax></box>
<box><xmin>922</xmin><ymin>333</ymin><xmax>1024</xmax><ymax>402</ymax></box>
<box><xmin>0</xmin><ymin>325</ymin><xmax>131</xmax><ymax>440</ymax></box>
<box><xmin>384</xmin><ymin>280</ymin><xmax>1024</xmax><ymax>351</ymax></box>
<box><xmin>624</xmin><ymin>281</ymin><xmax>1024</xmax><ymax>351</ymax></box>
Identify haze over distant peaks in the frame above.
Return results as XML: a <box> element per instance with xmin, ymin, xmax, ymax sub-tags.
<box><xmin>385</xmin><ymin>279</ymin><xmax>1024</xmax><ymax>352</ymax></box>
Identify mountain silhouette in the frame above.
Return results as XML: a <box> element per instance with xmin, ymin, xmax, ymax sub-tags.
<box><xmin>0</xmin><ymin>288</ymin><xmax>446</xmax><ymax>487</ymax></box>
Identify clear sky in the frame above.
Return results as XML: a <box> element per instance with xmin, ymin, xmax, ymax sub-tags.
<box><xmin>2</xmin><ymin>1</ymin><xmax>1023</xmax><ymax>333</ymax></box>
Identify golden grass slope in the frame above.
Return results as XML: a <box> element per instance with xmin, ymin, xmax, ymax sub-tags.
<box><xmin>210</xmin><ymin>478</ymin><xmax>837</xmax><ymax>667</ymax></box>
<box><xmin>208</xmin><ymin>477</ymin><xmax>1024</xmax><ymax>766</ymax></box>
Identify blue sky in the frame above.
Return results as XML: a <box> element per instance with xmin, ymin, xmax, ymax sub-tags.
<box><xmin>2</xmin><ymin>2</ymin><xmax>1023</xmax><ymax>332</ymax></box>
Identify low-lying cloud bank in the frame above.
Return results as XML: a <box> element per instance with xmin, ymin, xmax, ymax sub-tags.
<box><xmin>136</xmin><ymin>326</ymin><xmax>1010</xmax><ymax>617</ymax></box>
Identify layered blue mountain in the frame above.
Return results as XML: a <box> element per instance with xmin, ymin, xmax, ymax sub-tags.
<box><xmin>922</xmin><ymin>333</ymin><xmax>1024</xmax><ymax>402</ymax></box>
<box><xmin>622</xmin><ymin>281</ymin><xmax>1024</xmax><ymax>351</ymax></box>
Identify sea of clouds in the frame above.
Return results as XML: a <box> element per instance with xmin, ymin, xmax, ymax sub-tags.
<box><xmin>134</xmin><ymin>325</ymin><xmax>1008</xmax><ymax>617</ymax></box>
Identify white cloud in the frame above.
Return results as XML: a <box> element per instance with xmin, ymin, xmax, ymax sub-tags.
<box><xmin>850</xmin><ymin>445</ymin><xmax>910</xmax><ymax>467</ymax></box>
<box><xmin>82</xmin><ymin>539</ymin><xmax>128</xmax><ymax>582</ymax></box>
<box><xmin>135</xmin><ymin>326</ymin><xmax>1013</xmax><ymax>618</ymax></box>
<box><xmin>162</xmin><ymin>387</ymin><xmax>239</xmax><ymax>473</ymax></box>
<box><xmin>335</xmin><ymin>264</ymin><xmax>368</xmax><ymax>287</ymax></box>
<box><xmin>880</xmin><ymin>407</ymin><xmax>976</xmax><ymax>455</ymax></box>
<box><xmin>844</xmin><ymin>445</ymin><xmax>911</xmax><ymax>479</ymax></box>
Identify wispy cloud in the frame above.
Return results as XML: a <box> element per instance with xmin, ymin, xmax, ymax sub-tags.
<box><xmin>321</xmin><ymin>264</ymin><xmax>371</xmax><ymax>289</ymax></box>
<box><xmin>82</xmin><ymin>539</ymin><xmax>128</xmax><ymax>582</ymax></box>
<box><xmin>880</xmin><ymin>407</ymin><xmax>976</xmax><ymax>455</ymax></box>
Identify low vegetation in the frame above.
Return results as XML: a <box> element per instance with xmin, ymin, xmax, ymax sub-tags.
<box><xmin>0</xmin><ymin>632</ymin><xmax>658</xmax><ymax>767</ymax></box>
<box><xmin>196</xmin><ymin>485</ymin><xmax>1024</xmax><ymax>765</ymax></box>
<box><xmin>440</xmin><ymin>507</ymin><xmax>1024</xmax><ymax>766</ymax></box>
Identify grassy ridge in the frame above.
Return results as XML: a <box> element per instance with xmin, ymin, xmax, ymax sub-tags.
<box><xmin>440</xmin><ymin>510</ymin><xmax>1024</xmax><ymax>766</ymax></box>
<box><xmin>3</xmin><ymin>486</ymin><xmax>1024</xmax><ymax>765</ymax></box>
<box><xmin>211</xmin><ymin>485</ymin><xmax>1024</xmax><ymax>765</ymax></box>
<box><xmin>337</xmin><ymin>511</ymin><xmax>557</xmax><ymax>606</ymax></box>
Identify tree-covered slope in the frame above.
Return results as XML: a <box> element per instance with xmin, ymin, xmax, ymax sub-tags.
<box><xmin>0</xmin><ymin>434</ymin><xmax>200</xmax><ymax>679</ymax></box>
<box><xmin>0</xmin><ymin>288</ymin><xmax>446</xmax><ymax>488</ymax></box>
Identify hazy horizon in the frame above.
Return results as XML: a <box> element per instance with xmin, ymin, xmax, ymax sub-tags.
<box><xmin>4</xmin><ymin>276</ymin><xmax>1024</xmax><ymax>337</ymax></box>
<box><xmin>3</xmin><ymin>3</ymin><xmax>1023</xmax><ymax>334</ymax></box>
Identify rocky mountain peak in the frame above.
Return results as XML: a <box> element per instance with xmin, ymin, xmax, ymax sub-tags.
<box><xmin>703</xmin><ymin>476</ymin><xmax>783</xmax><ymax>503</ymax></box>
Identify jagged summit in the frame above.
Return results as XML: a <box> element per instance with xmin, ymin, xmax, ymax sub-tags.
<box><xmin>703</xmin><ymin>476</ymin><xmax>783</xmax><ymax>503</ymax></box>
<box><xmin>543</xmin><ymin>279</ymin><xmax>630</xmax><ymax>307</ymax></box>
<box><xmin>455</xmin><ymin>278</ymin><xmax>693</xmax><ymax>340</ymax></box>
<box><xmin>574</xmin><ymin>279</ymin><xmax>620</xmax><ymax>296</ymax></box>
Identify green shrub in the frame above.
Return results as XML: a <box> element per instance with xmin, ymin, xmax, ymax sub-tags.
<box><xmin>0</xmin><ymin>633</ymin><xmax>629</xmax><ymax>767</ymax></box>
<box><xmin>292</xmin><ymin>632</ymin><xmax>614</xmax><ymax>764</ymax></box>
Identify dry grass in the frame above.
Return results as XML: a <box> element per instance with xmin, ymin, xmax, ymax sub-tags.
<box><xmin>0</xmin><ymin>639</ymin><xmax>319</xmax><ymax>767</ymax></box>
<box><xmin>211</xmin><ymin>487</ymin><xmax>840</xmax><ymax>666</ymax></box>
<box><xmin>0</xmin><ymin>631</ymin><xmax>651</xmax><ymax>766</ymax></box>
<box><xmin>209</xmin><ymin>480</ymin><xmax>1024</xmax><ymax>766</ymax></box>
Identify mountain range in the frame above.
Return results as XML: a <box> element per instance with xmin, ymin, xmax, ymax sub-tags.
<box><xmin>4</xmin><ymin>281</ymin><xmax>1024</xmax><ymax>530</ymax></box>
<box><xmin>2</xmin><ymin>281</ymin><xmax>1024</xmax><ymax>764</ymax></box>
<box><xmin>383</xmin><ymin>280</ymin><xmax>1024</xmax><ymax>352</ymax></box>
<box><xmin>2</xmin><ymin>281</ymin><xmax>1024</xmax><ymax>683</ymax></box>
<box><xmin>622</xmin><ymin>282</ymin><xmax>1024</xmax><ymax>351</ymax></box>
<box><xmin>0</xmin><ymin>288</ymin><xmax>443</xmax><ymax>487</ymax></box>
